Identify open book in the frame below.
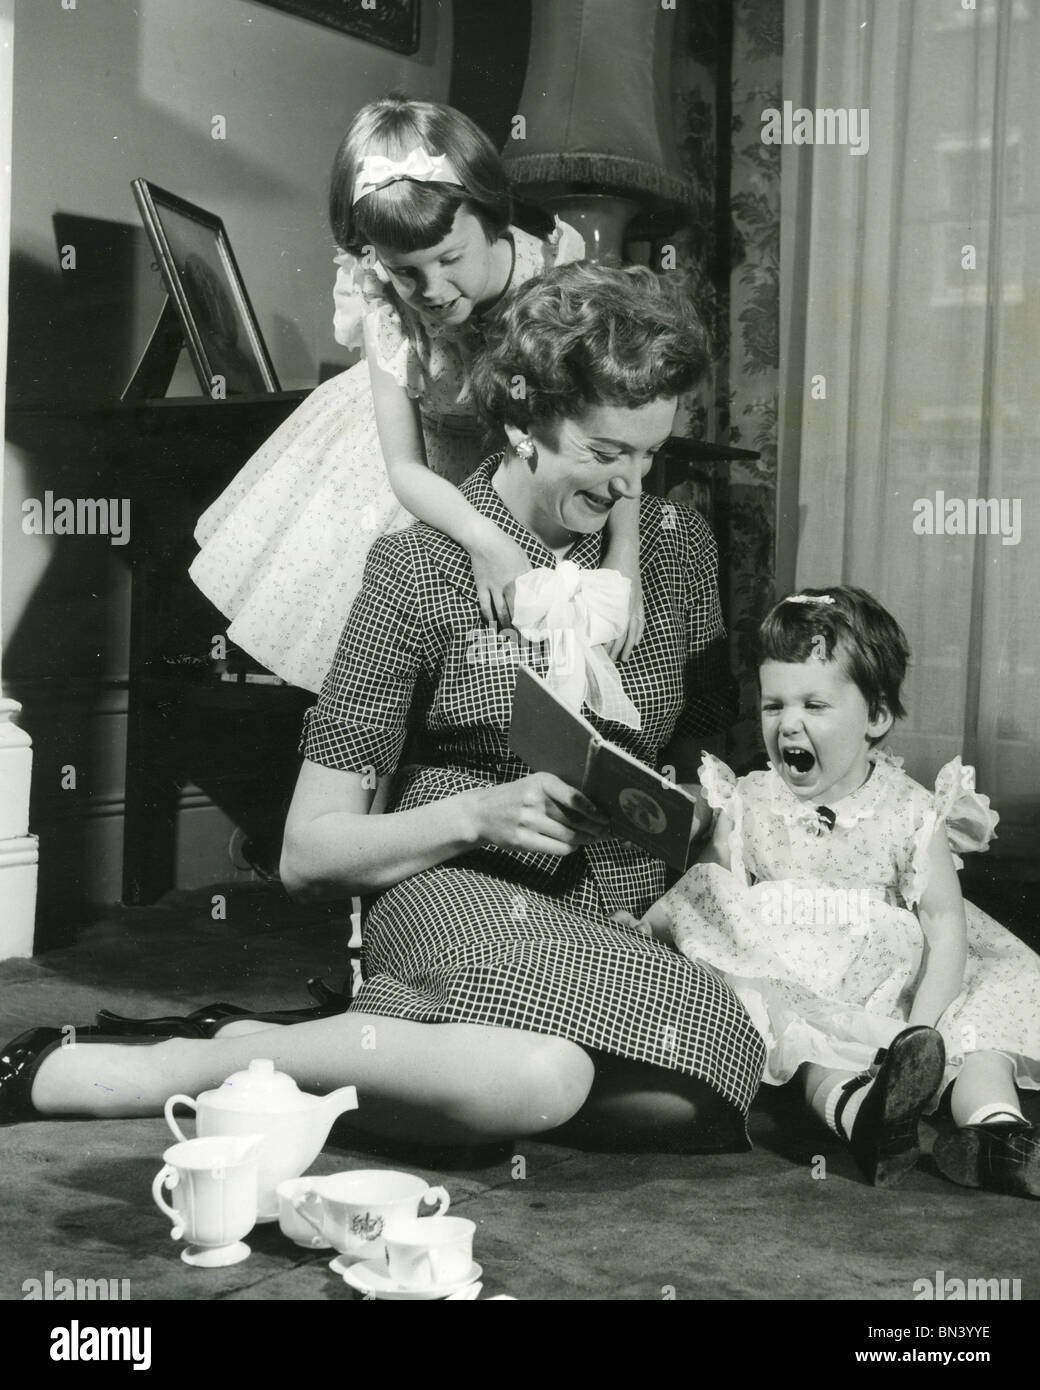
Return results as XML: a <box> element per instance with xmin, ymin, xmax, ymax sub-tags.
<box><xmin>508</xmin><ymin>665</ymin><xmax>702</xmax><ymax>872</ymax></box>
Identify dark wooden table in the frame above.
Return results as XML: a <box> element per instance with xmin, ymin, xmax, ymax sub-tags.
<box><xmin>8</xmin><ymin>392</ymin><xmax>314</xmax><ymax>905</ymax></box>
<box><xmin>116</xmin><ymin>393</ymin><xmax>316</xmax><ymax>904</ymax></box>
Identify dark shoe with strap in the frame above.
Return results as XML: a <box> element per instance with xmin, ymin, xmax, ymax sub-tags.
<box><xmin>933</xmin><ymin>1121</ymin><xmax>1040</xmax><ymax>1198</ymax></box>
<box><xmin>837</xmin><ymin>1025</ymin><xmax>946</xmax><ymax>1187</ymax></box>
<box><xmin>1</xmin><ymin>1021</ymin><xmax>212</xmax><ymax>1123</ymax></box>
<box><xmin>95</xmin><ymin>976</ymin><xmax>351</xmax><ymax>1039</ymax></box>
<box><xmin>89</xmin><ymin>1012</ymin><xmax>208</xmax><ymax>1040</ymax></box>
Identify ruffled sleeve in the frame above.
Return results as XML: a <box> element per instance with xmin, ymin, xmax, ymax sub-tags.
<box><xmin>698</xmin><ymin>753</ymin><xmax>747</xmax><ymax>882</ymax></box>
<box><xmin>370</xmin><ymin>301</ymin><xmax>419</xmax><ymax>394</ymax></box>
<box><xmin>332</xmin><ymin>250</ymin><xmax>420</xmax><ymax>394</ymax></box>
<box><xmin>545</xmin><ymin>216</ymin><xmax>586</xmax><ymax>268</ymax></box>
<box><xmin>905</xmin><ymin>757</ymin><xmax>999</xmax><ymax>907</ymax></box>
<box><xmin>332</xmin><ymin>250</ymin><xmax>388</xmax><ymax>348</ymax></box>
<box><xmin>698</xmin><ymin>753</ymin><xmax>737</xmax><ymax>814</ymax></box>
<box><xmin>936</xmin><ymin>757</ymin><xmax>999</xmax><ymax>856</ymax></box>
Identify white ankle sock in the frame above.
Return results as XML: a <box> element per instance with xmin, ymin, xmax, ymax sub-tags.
<box><xmin>812</xmin><ymin>1075</ymin><xmax>871</xmax><ymax>1139</ymax></box>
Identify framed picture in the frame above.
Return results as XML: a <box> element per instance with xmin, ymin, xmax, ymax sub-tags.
<box><xmin>252</xmin><ymin>0</ymin><xmax>420</xmax><ymax>54</ymax></box>
<box><xmin>129</xmin><ymin>178</ymin><xmax>280</xmax><ymax>398</ymax></box>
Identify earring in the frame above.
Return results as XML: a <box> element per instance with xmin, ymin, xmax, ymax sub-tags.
<box><xmin>515</xmin><ymin>437</ymin><xmax>535</xmax><ymax>462</ymax></box>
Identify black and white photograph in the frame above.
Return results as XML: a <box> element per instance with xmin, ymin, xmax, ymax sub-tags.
<box><xmin>129</xmin><ymin>179</ymin><xmax>281</xmax><ymax>398</ymax></box>
<box><xmin>0</xmin><ymin>0</ymin><xmax>1037</xmax><ymax>1340</ymax></box>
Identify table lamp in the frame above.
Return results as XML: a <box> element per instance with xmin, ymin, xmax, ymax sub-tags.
<box><xmin>503</xmin><ymin>0</ymin><xmax>699</xmax><ymax>260</ymax></box>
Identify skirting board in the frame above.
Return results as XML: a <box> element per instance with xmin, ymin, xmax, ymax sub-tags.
<box><xmin>0</xmin><ymin>834</ymin><xmax>39</xmax><ymax>959</ymax></box>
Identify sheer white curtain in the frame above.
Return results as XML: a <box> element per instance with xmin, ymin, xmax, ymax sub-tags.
<box><xmin>778</xmin><ymin>0</ymin><xmax>1040</xmax><ymax>852</ymax></box>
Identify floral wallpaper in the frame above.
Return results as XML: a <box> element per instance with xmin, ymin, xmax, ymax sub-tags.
<box><xmin>668</xmin><ymin>0</ymin><xmax>781</xmax><ymax>771</ymax></box>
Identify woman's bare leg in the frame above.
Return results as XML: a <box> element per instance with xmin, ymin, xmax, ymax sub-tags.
<box><xmin>28</xmin><ymin>1012</ymin><xmax>595</xmax><ymax>1145</ymax></box>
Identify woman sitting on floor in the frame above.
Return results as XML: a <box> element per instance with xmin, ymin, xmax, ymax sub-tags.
<box><xmin>3</xmin><ymin>263</ymin><xmax>772</xmax><ymax>1151</ymax></box>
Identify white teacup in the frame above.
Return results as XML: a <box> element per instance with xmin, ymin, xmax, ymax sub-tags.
<box><xmin>276</xmin><ymin>1177</ymin><xmax>331</xmax><ymax>1249</ymax></box>
<box><xmin>151</xmin><ymin>1134</ymin><xmax>262</xmax><ymax>1267</ymax></box>
<box><xmin>384</xmin><ymin>1216</ymin><xmax>476</xmax><ymax>1289</ymax></box>
<box><xmin>292</xmin><ymin>1169</ymin><xmax>450</xmax><ymax>1261</ymax></box>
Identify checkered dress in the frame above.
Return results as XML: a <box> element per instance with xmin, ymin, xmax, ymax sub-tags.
<box><xmin>302</xmin><ymin>458</ymin><xmax>766</xmax><ymax>1122</ymax></box>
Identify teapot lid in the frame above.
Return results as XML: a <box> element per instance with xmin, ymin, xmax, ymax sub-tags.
<box><xmin>201</xmin><ymin>1058</ymin><xmax>308</xmax><ymax>1111</ymax></box>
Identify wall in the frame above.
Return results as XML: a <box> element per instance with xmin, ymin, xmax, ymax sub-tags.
<box><xmin>8</xmin><ymin>0</ymin><xmax>452</xmax><ymax>400</ymax></box>
<box><xmin>2</xmin><ymin>0</ymin><xmax>452</xmax><ymax>921</ymax></box>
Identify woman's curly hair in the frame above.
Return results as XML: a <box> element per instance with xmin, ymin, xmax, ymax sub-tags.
<box><xmin>470</xmin><ymin>261</ymin><xmax>711</xmax><ymax>429</ymax></box>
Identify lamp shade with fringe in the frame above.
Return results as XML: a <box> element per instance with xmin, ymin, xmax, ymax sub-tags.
<box><xmin>503</xmin><ymin>0</ymin><xmax>699</xmax><ymax>259</ymax></box>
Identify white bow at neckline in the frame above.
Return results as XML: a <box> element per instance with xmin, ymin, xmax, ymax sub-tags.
<box><xmin>511</xmin><ymin>561</ymin><xmax>641</xmax><ymax>730</ymax></box>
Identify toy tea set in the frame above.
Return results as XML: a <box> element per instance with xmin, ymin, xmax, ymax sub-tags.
<box><xmin>151</xmin><ymin>1058</ymin><xmax>484</xmax><ymax>1299</ymax></box>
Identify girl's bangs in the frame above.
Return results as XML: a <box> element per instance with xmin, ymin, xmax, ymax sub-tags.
<box><xmin>759</xmin><ymin>605</ymin><xmax>838</xmax><ymax>665</ymax></box>
<box><xmin>355</xmin><ymin>181</ymin><xmax>464</xmax><ymax>253</ymax></box>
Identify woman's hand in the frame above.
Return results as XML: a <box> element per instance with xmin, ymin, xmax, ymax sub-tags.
<box><xmin>468</xmin><ymin>525</ymin><xmax>533</xmax><ymax>628</ymax></box>
<box><xmin>611</xmin><ymin>910</ymin><xmax>653</xmax><ymax>938</ymax></box>
<box><xmin>466</xmin><ymin>773</ymin><xmax>610</xmax><ymax>858</ymax></box>
<box><xmin>613</xmin><ymin>902</ymin><xmax>675</xmax><ymax>942</ymax></box>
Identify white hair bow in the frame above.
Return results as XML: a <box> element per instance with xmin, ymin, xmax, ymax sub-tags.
<box><xmin>511</xmin><ymin>561</ymin><xmax>642</xmax><ymax>730</ymax></box>
<box><xmin>351</xmin><ymin>148</ymin><xmax>462</xmax><ymax>205</ymax></box>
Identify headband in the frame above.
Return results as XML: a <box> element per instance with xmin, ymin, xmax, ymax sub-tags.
<box><xmin>782</xmin><ymin>594</ymin><xmax>836</xmax><ymax>606</ymax></box>
<box><xmin>351</xmin><ymin>148</ymin><xmax>463</xmax><ymax>206</ymax></box>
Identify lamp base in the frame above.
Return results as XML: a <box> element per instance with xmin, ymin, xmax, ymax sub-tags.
<box><xmin>539</xmin><ymin>193</ymin><xmax>642</xmax><ymax>263</ymax></box>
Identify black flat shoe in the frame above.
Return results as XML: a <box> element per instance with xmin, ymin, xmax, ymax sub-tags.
<box><xmin>1</xmin><ymin>1022</ymin><xmax>204</xmax><ymax>1123</ymax></box>
<box><xmin>838</xmin><ymin>1026</ymin><xmax>946</xmax><ymax>1186</ymax></box>
<box><xmin>0</xmin><ymin>1026</ymin><xmax>111</xmax><ymax>1124</ymax></box>
<box><xmin>933</xmin><ymin>1121</ymin><xmax>1040</xmax><ymax>1198</ymax></box>
<box><xmin>89</xmin><ymin>1012</ymin><xmax>209</xmax><ymax>1039</ymax></box>
<box><xmin>96</xmin><ymin>1003</ymin><xmax>242</xmax><ymax>1037</ymax></box>
<box><xmin>95</xmin><ymin>976</ymin><xmax>351</xmax><ymax>1039</ymax></box>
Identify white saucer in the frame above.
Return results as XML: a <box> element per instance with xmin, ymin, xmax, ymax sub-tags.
<box><xmin>338</xmin><ymin>1258</ymin><xmax>483</xmax><ymax>1301</ymax></box>
<box><xmin>181</xmin><ymin>1241</ymin><xmax>251</xmax><ymax>1267</ymax></box>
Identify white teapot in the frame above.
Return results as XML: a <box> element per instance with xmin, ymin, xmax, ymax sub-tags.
<box><xmin>165</xmin><ymin>1059</ymin><xmax>358</xmax><ymax>1221</ymax></box>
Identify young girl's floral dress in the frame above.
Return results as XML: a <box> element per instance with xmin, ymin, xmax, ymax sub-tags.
<box><xmin>657</xmin><ymin>750</ymin><xmax>1040</xmax><ymax>1103</ymax></box>
<box><xmin>189</xmin><ymin>220</ymin><xmax>584</xmax><ymax>692</ymax></box>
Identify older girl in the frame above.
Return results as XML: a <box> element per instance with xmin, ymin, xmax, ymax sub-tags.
<box><xmin>190</xmin><ymin>97</ymin><xmax>644</xmax><ymax>693</ymax></box>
